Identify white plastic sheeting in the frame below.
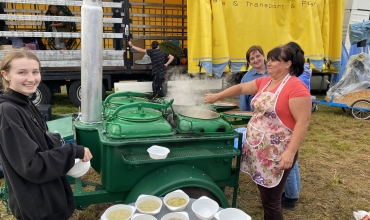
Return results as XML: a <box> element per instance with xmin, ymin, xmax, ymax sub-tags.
<box><xmin>326</xmin><ymin>53</ymin><xmax>370</xmax><ymax>99</ymax></box>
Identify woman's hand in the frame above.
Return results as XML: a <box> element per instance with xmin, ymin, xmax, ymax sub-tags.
<box><xmin>82</xmin><ymin>148</ymin><xmax>93</xmax><ymax>162</ymax></box>
<box><xmin>204</xmin><ymin>93</ymin><xmax>219</xmax><ymax>104</ymax></box>
<box><xmin>278</xmin><ymin>149</ymin><xmax>295</xmax><ymax>170</ymax></box>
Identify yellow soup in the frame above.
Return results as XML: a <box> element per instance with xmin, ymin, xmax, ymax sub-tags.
<box><xmin>107</xmin><ymin>209</ymin><xmax>131</xmax><ymax>220</ymax></box>
<box><xmin>166</xmin><ymin>197</ymin><xmax>187</xmax><ymax>207</ymax></box>
<box><xmin>138</xmin><ymin>200</ymin><xmax>160</xmax><ymax>212</ymax></box>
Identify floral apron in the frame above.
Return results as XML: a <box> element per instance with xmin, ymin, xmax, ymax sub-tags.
<box><xmin>241</xmin><ymin>74</ymin><xmax>292</xmax><ymax>188</ymax></box>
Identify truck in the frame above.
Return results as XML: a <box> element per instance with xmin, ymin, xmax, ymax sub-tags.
<box><xmin>0</xmin><ymin>0</ymin><xmax>188</xmax><ymax>106</ymax></box>
<box><xmin>0</xmin><ymin>0</ymin><xmax>350</xmax><ymax>107</ymax></box>
<box><xmin>0</xmin><ymin>0</ymin><xmax>363</xmax><ymax>216</ymax></box>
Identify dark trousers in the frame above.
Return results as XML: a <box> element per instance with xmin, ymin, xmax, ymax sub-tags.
<box><xmin>257</xmin><ymin>153</ymin><xmax>298</xmax><ymax>220</ymax></box>
<box><xmin>152</xmin><ymin>74</ymin><xmax>166</xmax><ymax>97</ymax></box>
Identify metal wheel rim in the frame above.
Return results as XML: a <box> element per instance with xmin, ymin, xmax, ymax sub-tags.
<box><xmin>77</xmin><ymin>86</ymin><xmax>82</xmax><ymax>102</ymax></box>
<box><xmin>351</xmin><ymin>100</ymin><xmax>370</xmax><ymax>120</ymax></box>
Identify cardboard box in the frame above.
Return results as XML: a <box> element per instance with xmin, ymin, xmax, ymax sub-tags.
<box><xmin>131</xmin><ymin>39</ymin><xmax>146</xmax><ymax>61</ymax></box>
<box><xmin>0</xmin><ymin>45</ymin><xmax>13</xmax><ymax>50</ymax></box>
<box><xmin>131</xmin><ymin>39</ymin><xmax>145</xmax><ymax>48</ymax></box>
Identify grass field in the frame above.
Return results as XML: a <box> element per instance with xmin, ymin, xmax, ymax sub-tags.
<box><xmin>1</xmin><ymin>91</ymin><xmax>370</xmax><ymax>220</ymax></box>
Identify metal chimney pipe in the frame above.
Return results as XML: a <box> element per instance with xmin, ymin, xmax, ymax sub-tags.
<box><xmin>81</xmin><ymin>0</ymin><xmax>103</xmax><ymax>123</ymax></box>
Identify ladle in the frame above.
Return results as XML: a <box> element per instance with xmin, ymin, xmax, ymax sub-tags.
<box><xmin>194</xmin><ymin>103</ymin><xmax>205</xmax><ymax>117</ymax></box>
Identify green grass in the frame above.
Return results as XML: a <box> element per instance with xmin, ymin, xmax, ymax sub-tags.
<box><xmin>51</xmin><ymin>93</ymin><xmax>79</xmax><ymax>115</ymax></box>
<box><xmin>1</xmin><ymin>93</ymin><xmax>370</xmax><ymax>220</ymax></box>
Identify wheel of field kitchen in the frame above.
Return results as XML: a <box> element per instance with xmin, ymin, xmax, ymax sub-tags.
<box><xmin>68</xmin><ymin>80</ymin><xmax>107</xmax><ymax>107</ymax></box>
<box><xmin>180</xmin><ymin>187</ymin><xmax>222</xmax><ymax>207</ymax></box>
<box><xmin>28</xmin><ymin>82</ymin><xmax>52</xmax><ymax>105</ymax></box>
<box><xmin>350</xmin><ymin>99</ymin><xmax>370</xmax><ymax>120</ymax></box>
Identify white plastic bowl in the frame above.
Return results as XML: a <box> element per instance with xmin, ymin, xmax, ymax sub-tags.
<box><xmin>131</xmin><ymin>213</ymin><xmax>157</xmax><ymax>220</ymax></box>
<box><xmin>163</xmin><ymin>190</ymin><xmax>189</xmax><ymax>212</ymax></box>
<box><xmin>100</xmin><ymin>204</ymin><xmax>136</xmax><ymax>220</ymax></box>
<box><xmin>135</xmin><ymin>194</ymin><xmax>163</xmax><ymax>215</ymax></box>
<box><xmin>147</xmin><ymin>145</ymin><xmax>170</xmax><ymax>159</ymax></box>
<box><xmin>66</xmin><ymin>159</ymin><xmax>90</xmax><ymax>178</ymax></box>
<box><xmin>214</xmin><ymin>208</ymin><xmax>251</xmax><ymax>220</ymax></box>
<box><xmin>161</xmin><ymin>211</ymin><xmax>189</xmax><ymax>220</ymax></box>
<box><xmin>191</xmin><ymin>196</ymin><xmax>219</xmax><ymax>220</ymax></box>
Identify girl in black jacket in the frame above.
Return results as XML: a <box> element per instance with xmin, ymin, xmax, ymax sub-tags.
<box><xmin>0</xmin><ymin>48</ymin><xmax>93</xmax><ymax>220</ymax></box>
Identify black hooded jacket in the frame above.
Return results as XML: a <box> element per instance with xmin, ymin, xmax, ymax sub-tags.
<box><xmin>0</xmin><ymin>90</ymin><xmax>85</xmax><ymax>220</ymax></box>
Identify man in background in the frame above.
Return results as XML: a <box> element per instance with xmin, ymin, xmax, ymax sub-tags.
<box><xmin>282</xmin><ymin>41</ymin><xmax>312</xmax><ymax>211</ymax></box>
<box><xmin>129</xmin><ymin>41</ymin><xmax>174</xmax><ymax>97</ymax></box>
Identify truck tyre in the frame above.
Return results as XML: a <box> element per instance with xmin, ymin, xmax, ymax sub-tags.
<box><xmin>68</xmin><ymin>80</ymin><xmax>106</xmax><ymax>107</ymax></box>
<box><xmin>29</xmin><ymin>82</ymin><xmax>52</xmax><ymax>105</ymax></box>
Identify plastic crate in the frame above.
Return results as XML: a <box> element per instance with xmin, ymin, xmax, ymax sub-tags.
<box><xmin>46</xmin><ymin>117</ymin><xmax>74</xmax><ymax>142</ymax></box>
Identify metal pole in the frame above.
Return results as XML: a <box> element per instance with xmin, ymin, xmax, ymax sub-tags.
<box><xmin>123</xmin><ymin>0</ymin><xmax>133</xmax><ymax>74</ymax></box>
<box><xmin>81</xmin><ymin>0</ymin><xmax>103</xmax><ymax>123</ymax></box>
<box><xmin>113</xmin><ymin>0</ymin><xmax>123</xmax><ymax>50</ymax></box>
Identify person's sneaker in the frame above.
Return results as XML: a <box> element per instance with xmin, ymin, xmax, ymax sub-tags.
<box><xmin>282</xmin><ymin>192</ymin><xmax>299</xmax><ymax>201</ymax></box>
<box><xmin>281</xmin><ymin>197</ymin><xmax>298</xmax><ymax>211</ymax></box>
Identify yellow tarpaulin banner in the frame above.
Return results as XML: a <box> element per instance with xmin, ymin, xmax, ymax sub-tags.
<box><xmin>187</xmin><ymin>0</ymin><xmax>345</xmax><ymax>75</ymax></box>
<box><xmin>324</xmin><ymin>0</ymin><xmax>346</xmax><ymax>72</ymax></box>
<box><xmin>187</xmin><ymin>0</ymin><xmax>212</xmax><ymax>73</ymax></box>
<box><xmin>212</xmin><ymin>0</ymin><xmax>229</xmax><ymax>65</ymax></box>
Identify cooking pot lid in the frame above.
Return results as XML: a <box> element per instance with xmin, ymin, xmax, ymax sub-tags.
<box><xmin>117</xmin><ymin>107</ymin><xmax>162</xmax><ymax>121</ymax></box>
<box><xmin>108</xmin><ymin>96</ymin><xmax>148</xmax><ymax>106</ymax></box>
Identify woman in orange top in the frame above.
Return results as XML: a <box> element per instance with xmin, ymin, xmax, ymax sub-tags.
<box><xmin>204</xmin><ymin>45</ymin><xmax>311</xmax><ymax>219</ymax></box>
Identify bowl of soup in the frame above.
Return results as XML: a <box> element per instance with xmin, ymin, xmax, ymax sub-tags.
<box><xmin>161</xmin><ymin>211</ymin><xmax>189</xmax><ymax>220</ymax></box>
<box><xmin>163</xmin><ymin>190</ymin><xmax>189</xmax><ymax>212</ymax></box>
<box><xmin>135</xmin><ymin>195</ymin><xmax>162</xmax><ymax>215</ymax></box>
<box><xmin>131</xmin><ymin>213</ymin><xmax>157</xmax><ymax>220</ymax></box>
<box><xmin>101</xmin><ymin>204</ymin><xmax>136</xmax><ymax>220</ymax></box>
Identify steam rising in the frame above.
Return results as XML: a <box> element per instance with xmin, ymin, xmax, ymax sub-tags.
<box><xmin>164</xmin><ymin>66</ymin><xmax>237</xmax><ymax>111</ymax></box>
